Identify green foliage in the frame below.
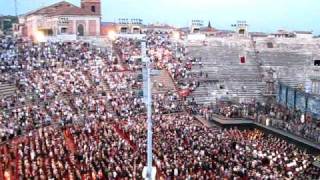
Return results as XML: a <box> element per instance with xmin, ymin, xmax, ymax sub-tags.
<box><xmin>0</xmin><ymin>16</ymin><xmax>18</xmax><ymax>31</ymax></box>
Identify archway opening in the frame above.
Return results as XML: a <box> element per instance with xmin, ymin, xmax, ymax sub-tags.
<box><xmin>77</xmin><ymin>24</ymin><xmax>84</xmax><ymax>36</ymax></box>
<box><xmin>132</xmin><ymin>27</ymin><xmax>140</xmax><ymax>34</ymax></box>
<box><xmin>120</xmin><ymin>27</ymin><xmax>128</xmax><ymax>33</ymax></box>
<box><xmin>239</xmin><ymin>29</ymin><xmax>245</xmax><ymax>34</ymax></box>
<box><xmin>193</xmin><ymin>28</ymin><xmax>200</xmax><ymax>33</ymax></box>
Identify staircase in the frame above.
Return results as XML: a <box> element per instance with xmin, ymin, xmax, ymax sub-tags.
<box><xmin>151</xmin><ymin>70</ymin><xmax>176</xmax><ymax>93</ymax></box>
<box><xmin>0</xmin><ymin>83</ymin><xmax>16</xmax><ymax>97</ymax></box>
<box><xmin>250</xmin><ymin>37</ymin><xmax>264</xmax><ymax>81</ymax></box>
<box><xmin>258</xmin><ymin>51</ymin><xmax>310</xmax><ymax>88</ymax></box>
<box><xmin>187</xmin><ymin>43</ymin><xmax>264</xmax><ymax>104</ymax></box>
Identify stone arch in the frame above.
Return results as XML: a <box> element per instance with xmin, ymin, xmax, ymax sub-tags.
<box><xmin>238</xmin><ymin>29</ymin><xmax>245</xmax><ymax>34</ymax></box>
<box><xmin>77</xmin><ymin>24</ymin><xmax>85</xmax><ymax>36</ymax></box>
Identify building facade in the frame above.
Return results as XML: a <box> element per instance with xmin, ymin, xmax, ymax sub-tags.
<box><xmin>190</xmin><ymin>20</ymin><xmax>204</xmax><ymax>34</ymax></box>
<box><xmin>143</xmin><ymin>24</ymin><xmax>176</xmax><ymax>33</ymax></box>
<box><xmin>232</xmin><ymin>21</ymin><xmax>249</xmax><ymax>37</ymax></box>
<box><xmin>17</xmin><ymin>0</ymin><xmax>101</xmax><ymax>42</ymax></box>
<box><xmin>294</xmin><ymin>31</ymin><xmax>313</xmax><ymax>39</ymax></box>
<box><xmin>116</xmin><ymin>18</ymin><xmax>144</xmax><ymax>34</ymax></box>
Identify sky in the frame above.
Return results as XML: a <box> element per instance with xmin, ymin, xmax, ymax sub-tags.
<box><xmin>0</xmin><ymin>0</ymin><xmax>319</xmax><ymax>34</ymax></box>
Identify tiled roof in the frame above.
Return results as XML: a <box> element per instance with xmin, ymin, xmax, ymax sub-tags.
<box><xmin>200</xmin><ymin>27</ymin><xmax>216</xmax><ymax>32</ymax></box>
<box><xmin>81</xmin><ymin>0</ymin><xmax>100</xmax><ymax>2</ymax></box>
<box><xmin>294</xmin><ymin>31</ymin><xmax>313</xmax><ymax>34</ymax></box>
<box><xmin>272</xmin><ymin>30</ymin><xmax>291</xmax><ymax>35</ymax></box>
<box><xmin>146</xmin><ymin>24</ymin><xmax>175</xmax><ymax>29</ymax></box>
<box><xmin>23</xmin><ymin>1</ymin><xmax>98</xmax><ymax>17</ymax></box>
<box><xmin>250</xmin><ymin>32</ymin><xmax>269</xmax><ymax>37</ymax></box>
<box><xmin>101</xmin><ymin>22</ymin><xmax>116</xmax><ymax>26</ymax></box>
<box><xmin>51</xmin><ymin>6</ymin><xmax>93</xmax><ymax>16</ymax></box>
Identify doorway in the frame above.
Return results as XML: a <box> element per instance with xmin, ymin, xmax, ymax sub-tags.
<box><xmin>77</xmin><ymin>24</ymin><xmax>84</xmax><ymax>36</ymax></box>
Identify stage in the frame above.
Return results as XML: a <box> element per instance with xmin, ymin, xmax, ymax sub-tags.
<box><xmin>206</xmin><ymin>114</ymin><xmax>320</xmax><ymax>154</ymax></box>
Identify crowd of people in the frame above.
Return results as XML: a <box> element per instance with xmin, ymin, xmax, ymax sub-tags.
<box><xmin>196</xmin><ymin>100</ymin><xmax>320</xmax><ymax>143</ymax></box>
<box><xmin>0</xmin><ymin>33</ymin><xmax>319</xmax><ymax>179</ymax></box>
<box><xmin>147</xmin><ymin>34</ymin><xmax>200</xmax><ymax>94</ymax></box>
<box><xmin>0</xmin><ymin>38</ymin><xmax>118</xmax><ymax>142</ymax></box>
<box><xmin>258</xmin><ymin>103</ymin><xmax>320</xmax><ymax>143</ymax></box>
<box><xmin>125</xmin><ymin>113</ymin><xmax>320</xmax><ymax>179</ymax></box>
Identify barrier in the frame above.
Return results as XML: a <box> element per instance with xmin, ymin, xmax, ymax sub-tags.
<box><xmin>277</xmin><ymin>82</ymin><xmax>320</xmax><ymax>119</ymax></box>
<box><xmin>296</xmin><ymin>91</ymin><xmax>306</xmax><ymax>111</ymax></box>
<box><xmin>116</xmin><ymin>33</ymin><xmax>146</xmax><ymax>39</ymax></box>
<box><xmin>46</xmin><ymin>34</ymin><xmax>77</xmax><ymax>42</ymax></box>
<box><xmin>287</xmin><ymin>87</ymin><xmax>295</xmax><ymax>108</ymax></box>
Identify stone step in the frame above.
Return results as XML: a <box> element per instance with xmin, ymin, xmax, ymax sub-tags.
<box><xmin>0</xmin><ymin>83</ymin><xmax>15</xmax><ymax>87</ymax></box>
<box><xmin>0</xmin><ymin>90</ymin><xmax>16</xmax><ymax>97</ymax></box>
<box><xmin>151</xmin><ymin>70</ymin><xmax>176</xmax><ymax>93</ymax></box>
<box><xmin>0</xmin><ymin>83</ymin><xmax>16</xmax><ymax>97</ymax></box>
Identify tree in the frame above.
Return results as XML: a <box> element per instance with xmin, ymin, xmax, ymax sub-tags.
<box><xmin>0</xmin><ymin>16</ymin><xmax>18</xmax><ymax>32</ymax></box>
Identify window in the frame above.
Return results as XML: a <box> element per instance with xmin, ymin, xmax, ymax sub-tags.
<box><xmin>267</xmin><ymin>42</ymin><xmax>273</xmax><ymax>48</ymax></box>
<box><xmin>120</xmin><ymin>27</ymin><xmax>128</xmax><ymax>33</ymax></box>
<box><xmin>61</xmin><ymin>27</ymin><xmax>67</xmax><ymax>34</ymax></box>
<box><xmin>314</xmin><ymin>60</ymin><xmax>320</xmax><ymax>66</ymax></box>
<box><xmin>91</xmin><ymin>6</ymin><xmax>96</xmax><ymax>12</ymax></box>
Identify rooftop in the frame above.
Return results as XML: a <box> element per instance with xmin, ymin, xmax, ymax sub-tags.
<box><xmin>22</xmin><ymin>1</ymin><xmax>98</xmax><ymax>17</ymax></box>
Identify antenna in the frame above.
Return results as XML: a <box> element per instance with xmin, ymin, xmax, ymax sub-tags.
<box><xmin>14</xmin><ymin>0</ymin><xmax>18</xmax><ymax>17</ymax></box>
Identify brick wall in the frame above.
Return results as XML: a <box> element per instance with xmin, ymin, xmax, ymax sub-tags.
<box><xmin>89</xmin><ymin>20</ymin><xmax>96</xmax><ymax>36</ymax></box>
<box><xmin>67</xmin><ymin>20</ymin><xmax>74</xmax><ymax>34</ymax></box>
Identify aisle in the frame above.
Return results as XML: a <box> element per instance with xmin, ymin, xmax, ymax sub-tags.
<box><xmin>64</xmin><ymin>128</ymin><xmax>77</xmax><ymax>153</ymax></box>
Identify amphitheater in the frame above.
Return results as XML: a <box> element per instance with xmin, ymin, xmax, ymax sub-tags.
<box><xmin>185</xmin><ymin>36</ymin><xmax>320</xmax><ymax>105</ymax></box>
<box><xmin>1</xmin><ymin>0</ymin><xmax>320</xmax><ymax>177</ymax></box>
<box><xmin>1</xmin><ymin>33</ymin><xmax>320</xmax><ymax>179</ymax></box>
